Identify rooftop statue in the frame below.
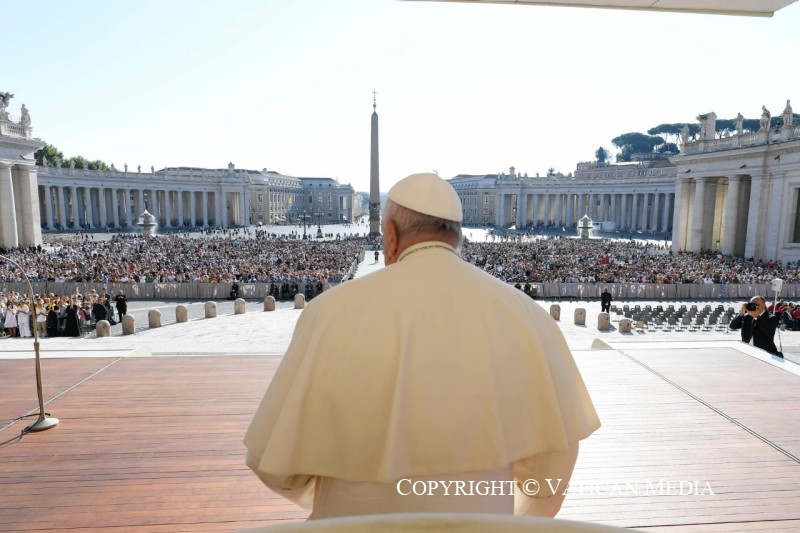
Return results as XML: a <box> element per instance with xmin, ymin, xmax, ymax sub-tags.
<box><xmin>735</xmin><ymin>113</ymin><xmax>744</xmax><ymax>135</ymax></box>
<box><xmin>20</xmin><ymin>104</ymin><xmax>30</xmax><ymax>126</ymax></box>
<box><xmin>0</xmin><ymin>91</ymin><xmax>13</xmax><ymax>116</ymax></box>
<box><xmin>760</xmin><ymin>105</ymin><xmax>771</xmax><ymax>132</ymax></box>
<box><xmin>783</xmin><ymin>100</ymin><xmax>793</xmax><ymax>127</ymax></box>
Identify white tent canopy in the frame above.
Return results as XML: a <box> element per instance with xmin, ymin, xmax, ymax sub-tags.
<box><xmin>407</xmin><ymin>0</ymin><xmax>797</xmax><ymax>17</ymax></box>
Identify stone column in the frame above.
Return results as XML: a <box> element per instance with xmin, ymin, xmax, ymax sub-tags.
<box><xmin>216</xmin><ymin>191</ymin><xmax>224</xmax><ymax>228</ymax></box>
<box><xmin>98</xmin><ymin>187</ymin><xmax>107</xmax><ymax>228</ymax></box>
<box><xmin>661</xmin><ymin>193</ymin><xmax>672</xmax><ymax>232</ymax></box>
<box><xmin>620</xmin><ymin>194</ymin><xmax>628</xmax><ymax>230</ymax></box>
<box><xmin>0</xmin><ymin>163</ymin><xmax>19</xmax><ymax>248</ymax></box>
<box><xmin>243</xmin><ymin>188</ymin><xmax>250</xmax><ymax>226</ymax></box>
<box><xmin>610</xmin><ymin>194</ymin><xmax>617</xmax><ymax>227</ymax></box>
<box><xmin>88</xmin><ymin>187</ymin><xmax>97</xmax><ymax>228</ymax></box>
<box><xmin>43</xmin><ymin>186</ymin><xmax>54</xmax><ymax>230</ymax></box>
<box><xmin>630</xmin><ymin>194</ymin><xmax>639</xmax><ymax>230</ymax></box>
<box><xmin>164</xmin><ymin>190</ymin><xmax>172</xmax><ymax>227</ymax></box>
<box><xmin>721</xmin><ymin>177</ymin><xmax>740</xmax><ymax>255</ymax></box>
<box><xmin>516</xmin><ymin>192</ymin><xmax>527</xmax><ymax>228</ymax></box>
<box><xmin>566</xmin><ymin>193</ymin><xmax>575</xmax><ymax>228</ymax></box>
<box><xmin>112</xmin><ymin>189</ymin><xmax>120</xmax><ymax>228</ymax></box>
<box><xmin>577</xmin><ymin>193</ymin><xmax>586</xmax><ymax>218</ymax></box>
<box><xmin>177</xmin><ymin>190</ymin><xmax>184</xmax><ymax>227</ymax></box>
<box><xmin>671</xmin><ymin>180</ymin><xmax>689</xmax><ymax>252</ymax></box>
<box><xmin>495</xmin><ymin>192</ymin><xmax>505</xmax><ymax>226</ymax></box>
<box><xmin>203</xmin><ymin>191</ymin><xmax>209</xmax><ymax>227</ymax></box>
<box><xmin>125</xmin><ymin>189</ymin><xmax>133</xmax><ymax>228</ymax></box>
<box><xmin>743</xmin><ymin>174</ymin><xmax>764</xmax><ymax>259</ymax></box>
<box><xmin>69</xmin><ymin>186</ymin><xmax>78</xmax><ymax>228</ymax></box>
<box><xmin>689</xmin><ymin>178</ymin><xmax>707</xmax><ymax>252</ymax></box>
<box><xmin>58</xmin><ymin>186</ymin><xmax>67</xmax><ymax>230</ymax></box>
<box><xmin>136</xmin><ymin>189</ymin><xmax>143</xmax><ymax>216</ymax></box>
<box><xmin>650</xmin><ymin>193</ymin><xmax>660</xmax><ymax>232</ymax></box>
<box><xmin>531</xmin><ymin>194</ymin><xmax>540</xmax><ymax>225</ymax></box>
<box><xmin>82</xmin><ymin>188</ymin><xmax>92</xmax><ymax>228</ymax></box>
<box><xmin>191</xmin><ymin>191</ymin><xmax>197</xmax><ymax>227</ymax></box>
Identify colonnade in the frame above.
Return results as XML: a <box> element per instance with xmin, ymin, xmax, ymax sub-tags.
<box><xmin>37</xmin><ymin>185</ymin><xmax>249</xmax><ymax>230</ymax></box>
<box><xmin>0</xmin><ymin>162</ymin><xmax>42</xmax><ymax>247</ymax></box>
<box><xmin>671</xmin><ymin>175</ymin><xmax>752</xmax><ymax>257</ymax></box>
<box><xmin>496</xmin><ymin>190</ymin><xmax>675</xmax><ymax>233</ymax></box>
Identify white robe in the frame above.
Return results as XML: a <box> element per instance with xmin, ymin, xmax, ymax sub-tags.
<box><xmin>245</xmin><ymin>241</ymin><xmax>600</xmax><ymax>518</ymax></box>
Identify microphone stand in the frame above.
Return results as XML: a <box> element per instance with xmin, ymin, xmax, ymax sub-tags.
<box><xmin>1</xmin><ymin>254</ymin><xmax>59</xmax><ymax>432</ymax></box>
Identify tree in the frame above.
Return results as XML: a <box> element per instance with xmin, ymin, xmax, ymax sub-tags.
<box><xmin>658</xmin><ymin>143</ymin><xmax>679</xmax><ymax>154</ymax></box>
<box><xmin>611</xmin><ymin>132</ymin><xmax>664</xmax><ymax>162</ymax></box>
<box><xmin>33</xmin><ymin>144</ymin><xmax>109</xmax><ymax>170</ymax></box>
<box><xmin>34</xmin><ymin>144</ymin><xmax>64</xmax><ymax>166</ymax></box>
<box><xmin>595</xmin><ymin>146</ymin><xmax>610</xmax><ymax>164</ymax></box>
<box><xmin>647</xmin><ymin>123</ymin><xmax>685</xmax><ymax>146</ymax></box>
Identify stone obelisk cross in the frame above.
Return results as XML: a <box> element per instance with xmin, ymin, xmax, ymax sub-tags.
<box><xmin>369</xmin><ymin>91</ymin><xmax>381</xmax><ymax>236</ymax></box>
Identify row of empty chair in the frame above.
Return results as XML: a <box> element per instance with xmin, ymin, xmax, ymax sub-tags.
<box><xmin>610</xmin><ymin>303</ymin><xmax>736</xmax><ymax>332</ymax></box>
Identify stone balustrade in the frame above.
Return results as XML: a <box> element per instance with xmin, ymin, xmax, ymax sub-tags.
<box><xmin>682</xmin><ymin>125</ymin><xmax>800</xmax><ymax>156</ymax></box>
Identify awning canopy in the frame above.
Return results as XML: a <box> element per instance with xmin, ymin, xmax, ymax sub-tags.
<box><xmin>405</xmin><ymin>0</ymin><xmax>797</xmax><ymax>17</ymax></box>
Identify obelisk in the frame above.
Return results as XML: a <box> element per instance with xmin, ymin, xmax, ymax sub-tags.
<box><xmin>369</xmin><ymin>91</ymin><xmax>381</xmax><ymax>236</ymax></box>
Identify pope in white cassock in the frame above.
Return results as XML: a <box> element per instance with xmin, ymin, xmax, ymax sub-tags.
<box><xmin>245</xmin><ymin>173</ymin><xmax>600</xmax><ymax>519</ymax></box>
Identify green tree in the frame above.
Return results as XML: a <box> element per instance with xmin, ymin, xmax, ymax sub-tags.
<box><xmin>595</xmin><ymin>146</ymin><xmax>610</xmax><ymax>164</ymax></box>
<box><xmin>33</xmin><ymin>143</ymin><xmax>109</xmax><ymax>170</ymax></box>
<box><xmin>34</xmin><ymin>144</ymin><xmax>64</xmax><ymax>166</ymax></box>
<box><xmin>611</xmin><ymin>132</ymin><xmax>664</xmax><ymax>162</ymax></box>
<box><xmin>647</xmin><ymin>123</ymin><xmax>685</xmax><ymax>146</ymax></box>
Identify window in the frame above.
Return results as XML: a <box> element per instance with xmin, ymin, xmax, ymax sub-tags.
<box><xmin>257</xmin><ymin>193</ymin><xmax>263</xmax><ymax>203</ymax></box>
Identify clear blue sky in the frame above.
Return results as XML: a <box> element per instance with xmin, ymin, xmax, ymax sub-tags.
<box><xmin>3</xmin><ymin>0</ymin><xmax>798</xmax><ymax>192</ymax></box>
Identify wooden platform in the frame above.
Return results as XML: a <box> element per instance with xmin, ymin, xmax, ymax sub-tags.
<box><xmin>1</xmin><ymin>346</ymin><xmax>799</xmax><ymax>532</ymax></box>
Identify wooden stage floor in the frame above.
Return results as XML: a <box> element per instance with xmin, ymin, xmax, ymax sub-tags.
<box><xmin>2</xmin><ymin>345</ymin><xmax>799</xmax><ymax>532</ymax></box>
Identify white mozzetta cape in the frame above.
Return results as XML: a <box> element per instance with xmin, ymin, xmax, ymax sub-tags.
<box><xmin>245</xmin><ymin>242</ymin><xmax>600</xmax><ymax>486</ymax></box>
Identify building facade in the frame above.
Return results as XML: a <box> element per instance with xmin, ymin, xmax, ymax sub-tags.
<box><xmin>34</xmin><ymin>164</ymin><xmax>360</xmax><ymax>230</ymax></box>
<box><xmin>450</xmin><ymin>162</ymin><xmax>676</xmax><ymax>234</ymax></box>
<box><xmin>671</xmin><ymin>113</ymin><xmax>800</xmax><ymax>262</ymax></box>
<box><xmin>0</xmin><ymin>93</ymin><xmax>44</xmax><ymax>248</ymax></box>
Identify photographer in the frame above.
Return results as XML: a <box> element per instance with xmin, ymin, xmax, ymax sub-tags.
<box><xmin>729</xmin><ymin>296</ymin><xmax>782</xmax><ymax>357</ymax></box>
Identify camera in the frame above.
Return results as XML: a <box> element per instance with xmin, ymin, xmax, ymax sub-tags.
<box><xmin>745</xmin><ymin>302</ymin><xmax>758</xmax><ymax>311</ymax></box>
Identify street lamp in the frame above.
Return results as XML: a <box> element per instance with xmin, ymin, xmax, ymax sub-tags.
<box><xmin>299</xmin><ymin>212</ymin><xmax>310</xmax><ymax>240</ymax></box>
<box><xmin>0</xmin><ymin>255</ymin><xmax>59</xmax><ymax>432</ymax></box>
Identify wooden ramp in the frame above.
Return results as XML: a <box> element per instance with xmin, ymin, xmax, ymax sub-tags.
<box><xmin>1</xmin><ymin>346</ymin><xmax>799</xmax><ymax>532</ymax></box>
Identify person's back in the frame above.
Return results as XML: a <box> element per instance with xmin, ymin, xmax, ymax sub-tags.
<box><xmin>245</xmin><ymin>173</ymin><xmax>599</xmax><ymax>519</ymax></box>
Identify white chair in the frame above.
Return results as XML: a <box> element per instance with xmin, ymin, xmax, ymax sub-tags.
<box><xmin>236</xmin><ymin>513</ymin><xmax>634</xmax><ymax>533</ymax></box>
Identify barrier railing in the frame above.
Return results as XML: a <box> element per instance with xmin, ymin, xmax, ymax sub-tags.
<box><xmin>0</xmin><ymin>281</ymin><xmax>793</xmax><ymax>301</ymax></box>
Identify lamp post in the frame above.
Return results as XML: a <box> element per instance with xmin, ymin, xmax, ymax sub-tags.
<box><xmin>299</xmin><ymin>212</ymin><xmax>310</xmax><ymax>240</ymax></box>
<box><xmin>0</xmin><ymin>255</ymin><xmax>59</xmax><ymax>432</ymax></box>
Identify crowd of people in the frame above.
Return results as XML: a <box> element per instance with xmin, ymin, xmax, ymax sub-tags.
<box><xmin>1</xmin><ymin>287</ymin><xmax>127</xmax><ymax>338</ymax></box>
<box><xmin>1</xmin><ymin>233</ymin><xmax>799</xmax><ymax>290</ymax></box>
<box><xmin>460</xmin><ymin>236</ymin><xmax>800</xmax><ymax>284</ymax></box>
<box><xmin>0</xmin><ymin>233</ymin><xmax>369</xmax><ymax>285</ymax></box>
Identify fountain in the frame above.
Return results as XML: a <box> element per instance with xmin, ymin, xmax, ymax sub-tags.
<box><xmin>137</xmin><ymin>209</ymin><xmax>157</xmax><ymax>237</ymax></box>
<box><xmin>577</xmin><ymin>214</ymin><xmax>593</xmax><ymax>239</ymax></box>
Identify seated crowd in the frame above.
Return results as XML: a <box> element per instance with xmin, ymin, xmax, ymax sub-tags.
<box><xmin>461</xmin><ymin>237</ymin><xmax>800</xmax><ymax>285</ymax></box>
<box><xmin>2</xmin><ymin>234</ymin><xmax>799</xmax><ymax>290</ymax></box>
<box><xmin>0</xmin><ymin>233</ymin><xmax>367</xmax><ymax>285</ymax></box>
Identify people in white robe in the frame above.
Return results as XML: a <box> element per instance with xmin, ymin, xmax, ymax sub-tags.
<box><xmin>244</xmin><ymin>172</ymin><xmax>601</xmax><ymax>519</ymax></box>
